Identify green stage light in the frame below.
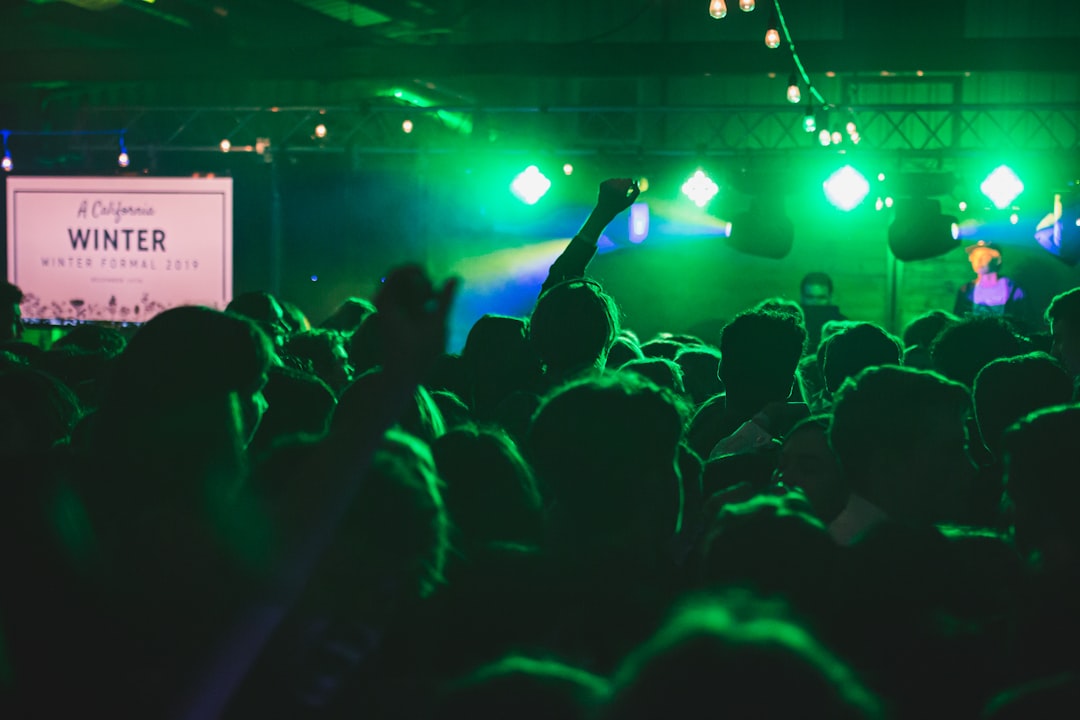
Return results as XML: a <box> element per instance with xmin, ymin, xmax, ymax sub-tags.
<box><xmin>510</xmin><ymin>166</ymin><xmax>551</xmax><ymax>205</ymax></box>
<box><xmin>981</xmin><ymin>165</ymin><xmax>1024</xmax><ymax>209</ymax></box>
<box><xmin>681</xmin><ymin>170</ymin><xmax>719</xmax><ymax>207</ymax></box>
<box><xmin>823</xmin><ymin>166</ymin><xmax>870</xmax><ymax>212</ymax></box>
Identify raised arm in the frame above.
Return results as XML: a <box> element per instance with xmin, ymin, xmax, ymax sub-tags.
<box><xmin>540</xmin><ymin>177</ymin><xmax>640</xmax><ymax>295</ymax></box>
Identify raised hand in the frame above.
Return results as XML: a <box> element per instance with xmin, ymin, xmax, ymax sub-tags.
<box><xmin>595</xmin><ymin>177</ymin><xmax>641</xmax><ymax>220</ymax></box>
<box><xmin>375</xmin><ymin>264</ymin><xmax>458</xmax><ymax>380</ymax></box>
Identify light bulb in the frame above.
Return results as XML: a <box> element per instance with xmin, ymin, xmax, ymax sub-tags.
<box><xmin>819</xmin><ymin>129</ymin><xmax>832</xmax><ymax>146</ymax></box>
<box><xmin>831</xmin><ymin>131</ymin><xmax>842</xmax><ymax>145</ymax></box>
<box><xmin>563</xmin><ymin>163</ymin><xmax>574</xmax><ymax>176</ymax></box>
<box><xmin>787</xmin><ymin>83</ymin><xmax>801</xmax><ymax>104</ymax></box>
<box><xmin>739</xmin><ymin>0</ymin><xmax>755</xmax><ymax>11</ymax></box>
<box><xmin>118</xmin><ymin>151</ymin><xmax>130</xmax><ymax>168</ymax></box>
<box><xmin>958</xmin><ymin>201</ymin><xmax>968</xmax><ymax>212</ymax></box>
<box><xmin>803</xmin><ymin>108</ymin><xmax>816</xmax><ymax>133</ymax></box>
<box><xmin>846</xmin><ymin>121</ymin><xmax>857</xmax><ymax>135</ymax></box>
<box><xmin>314</xmin><ymin>123</ymin><xmax>327</xmax><ymax>139</ymax></box>
<box><xmin>402</xmin><ymin>119</ymin><xmax>414</xmax><ymax>133</ymax></box>
<box><xmin>220</xmin><ymin>139</ymin><xmax>231</xmax><ymax>152</ymax></box>
<box><xmin>709</xmin><ymin>0</ymin><xmax>727</xmax><ymax>18</ymax></box>
<box><xmin>765</xmin><ymin>28</ymin><xmax>780</xmax><ymax>48</ymax></box>
<box><xmin>885</xmin><ymin>196</ymin><xmax>894</xmax><ymax>208</ymax></box>
<box><xmin>1</xmin><ymin>153</ymin><xmax>11</xmax><ymax>172</ymax></box>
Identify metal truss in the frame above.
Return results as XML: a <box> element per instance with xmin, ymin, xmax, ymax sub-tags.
<box><xmin>25</xmin><ymin>102</ymin><xmax>1080</xmax><ymax>161</ymax></box>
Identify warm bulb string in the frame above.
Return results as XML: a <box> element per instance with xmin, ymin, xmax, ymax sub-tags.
<box><xmin>771</xmin><ymin>0</ymin><xmax>830</xmax><ymax>110</ymax></box>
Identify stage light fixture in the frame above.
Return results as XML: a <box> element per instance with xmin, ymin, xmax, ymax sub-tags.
<box><xmin>888</xmin><ymin>197</ymin><xmax>961</xmax><ymax>261</ymax></box>
<box><xmin>709</xmin><ymin>0</ymin><xmax>727</xmax><ymax>19</ymax></box>
<box><xmin>980</xmin><ymin>165</ymin><xmax>1024</xmax><ymax>209</ymax></box>
<box><xmin>728</xmin><ymin>196</ymin><xmax>794</xmax><ymax>259</ymax></box>
<box><xmin>681</xmin><ymin>170</ymin><xmax>719</xmax><ymax>207</ymax></box>
<box><xmin>510</xmin><ymin>165</ymin><xmax>551</xmax><ymax>205</ymax></box>
<box><xmin>823</xmin><ymin>166</ymin><xmax>870</xmax><ymax>212</ymax></box>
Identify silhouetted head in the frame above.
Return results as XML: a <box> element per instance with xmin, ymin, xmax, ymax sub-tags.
<box><xmin>639</xmin><ymin>339</ymin><xmax>683</xmax><ymax>361</ymax></box>
<box><xmin>528</xmin><ymin>373</ymin><xmax>686</xmax><ymax>554</ymax></box>
<box><xmin>319</xmin><ymin>296</ymin><xmax>376</xmax><ymax>334</ymax></box>
<box><xmin>700</xmin><ymin>495</ymin><xmax>837</xmax><ymax>610</ymax></box>
<box><xmin>830</xmin><ymin>365</ymin><xmax>973</xmax><ymax>524</ymax></box>
<box><xmin>226</xmin><ymin>291</ymin><xmax>290</xmax><ymax>347</ymax></box>
<box><xmin>0</xmin><ymin>281</ymin><xmax>24</xmax><ymax>343</ymax></box>
<box><xmin>102</xmin><ymin>305</ymin><xmax>275</xmax><ymax>446</ymax></box>
<box><xmin>606</xmin><ymin>335</ymin><xmax>644</xmax><ymax>370</ymax></box>
<box><xmin>313</xmin><ymin>429</ymin><xmax>449</xmax><ymax>607</ymax></box>
<box><xmin>902</xmin><ymin>309</ymin><xmax>958</xmax><ymax>350</ymax></box>
<box><xmin>0</xmin><ymin>367</ymin><xmax>81</xmax><ymax>457</ymax></box>
<box><xmin>617</xmin><ymin>357</ymin><xmax>686</xmax><ymax>396</ymax></box>
<box><xmin>719</xmin><ymin>310</ymin><xmax>806</xmax><ymax>404</ymax></box>
<box><xmin>282</xmin><ymin>329</ymin><xmax>354</xmax><ymax>393</ymax></box>
<box><xmin>674</xmin><ymin>345</ymin><xmax>723</xmax><ymax>406</ymax></box>
<box><xmin>434</xmin><ymin>656</ymin><xmax>609</xmax><ymax>720</ymax></box>
<box><xmin>529</xmin><ymin>279</ymin><xmax>619</xmax><ymax>380</ymax></box>
<box><xmin>433</xmin><ymin>427</ymin><xmax>543</xmax><ymax>549</ymax></box>
<box><xmin>461</xmin><ymin>314</ymin><xmax>540</xmax><ymax>420</ymax></box>
<box><xmin>53</xmin><ymin>324</ymin><xmax>127</xmax><ymax>358</ymax></box>
<box><xmin>931</xmin><ymin>315</ymin><xmax>1027</xmax><ymax>388</ymax></box>
<box><xmin>822</xmin><ymin>322</ymin><xmax>903</xmax><ymax>395</ymax></box>
<box><xmin>1003</xmin><ymin>403</ymin><xmax>1080</xmax><ymax>563</ymax></box>
<box><xmin>1047</xmin><ymin>287</ymin><xmax>1080</xmax><ymax>374</ymax></box>
<box><xmin>774</xmin><ymin>415</ymin><xmax>847</xmax><ymax>523</ymax></box>
<box><xmin>605</xmin><ymin>594</ymin><xmax>883</xmax><ymax>720</ymax></box>
<box><xmin>334</xmin><ymin>367</ymin><xmax>446</xmax><ymax>446</ymax></box>
<box><xmin>800</xmin><ymin>272</ymin><xmax>835</xmax><ymax>307</ymax></box>
<box><xmin>279</xmin><ymin>300</ymin><xmax>311</xmax><ymax>334</ymax></box>
<box><xmin>974</xmin><ymin>352</ymin><xmax>1073</xmax><ymax>459</ymax></box>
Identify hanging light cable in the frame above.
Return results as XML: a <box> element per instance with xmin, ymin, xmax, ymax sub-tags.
<box><xmin>772</xmin><ymin>0</ymin><xmax>829</xmax><ymax>108</ymax></box>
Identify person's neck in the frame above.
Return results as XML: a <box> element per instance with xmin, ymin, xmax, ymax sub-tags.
<box><xmin>976</xmin><ymin>271</ymin><xmax>1000</xmax><ymax>286</ymax></box>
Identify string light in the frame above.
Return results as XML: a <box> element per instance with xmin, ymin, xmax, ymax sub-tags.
<box><xmin>765</xmin><ymin>12</ymin><xmax>780</xmax><ymax>47</ymax></box>
<box><xmin>314</xmin><ymin>123</ymin><xmax>327</xmax><ymax>139</ymax></box>
<box><xmin>402</xmin><ymin>119</ymin><xmax>414</xmax><ymax>133</ymax></box>
<box><xmin>219</xmin><ymin>138</ymin><xmax>231</xmax><ymax>152</ymax></box>
<box><xmin>709</xmin><ymin>0</ymin><xmax>727</xmax><ymax>18</ymax></box>
<box><xmin>787</xmin><ymin>74</ymin><xmax>801</xmax><ymax>103</ymax></box>
<box><xmin>739</xmin><ymin>0</ymin><xmax>755</xmax><ymax>11</ymax></box>
<box><xmin>803</xmin><ymin>104</ymin><xmax>816</xmax><ymax>133</ymax></box>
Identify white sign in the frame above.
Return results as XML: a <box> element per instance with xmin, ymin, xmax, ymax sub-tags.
<box><xmin>6</xmin><ymin>176</ymin><xmax>232</xmax><ymax>324</ymax></box>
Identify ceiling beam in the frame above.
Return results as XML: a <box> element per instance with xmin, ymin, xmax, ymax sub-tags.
<box><xmin>2</xmin><ymin>39</ymin><xmax>1078</xmax><ymax>84</ymax></box>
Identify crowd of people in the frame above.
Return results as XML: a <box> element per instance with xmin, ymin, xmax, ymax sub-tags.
<box><xmin>3</xmin><ymin>177</ymin><xmax>1080</xmax><ymax>718</ymax></box>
